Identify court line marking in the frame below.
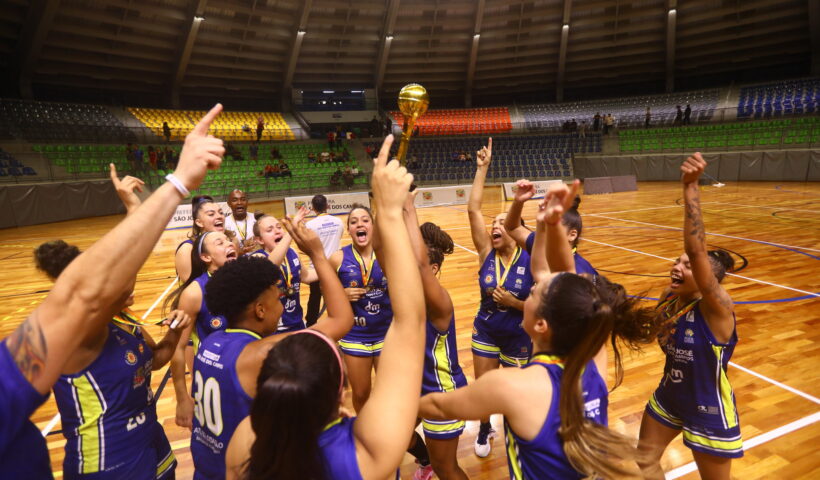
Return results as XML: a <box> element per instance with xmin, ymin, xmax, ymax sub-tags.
<box><xmin>581</xmin><ymin>238</ymin><xmax>819</xmax><ymax>298</ymax></box>
<box><xmin>593</xmin><ymin>202</ymin><xmax>718</xmax><ymax>216</ymax></box>
<box><xmin>41</xmin><ymin>276</ymin><xmax>179</xmax><ymax>436</ymax></box>
<box><xmin>665</xmin><ymin>411</ymin><xmax>820</xmax><ymax>479</ymax></box>
<box><xmin>453</xmin><ymin>241</ymin><xmax>479</xmax><ymax>256</ymax></box>
<box><xmin>728</xmin><ymin>362</ymin><xmax>820</xmax><ymax>405</ymax></box>
<box><xmin>587</xmin><ymin>214</ymin><xmax>820</xmax><ymax>253</ymax></box>
<box><xmin>711</xmin><ymin>201</ymin><xmax>820</xmax><ymax>214</ymax></box>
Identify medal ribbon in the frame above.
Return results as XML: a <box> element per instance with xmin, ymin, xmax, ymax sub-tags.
<box><xmin>352</xmin><ymin>247</ymin><xmax>376</xmax><ymax>288</ymax></box>
<box><xmin>656</xmin><ymin>295</ymin><xmax>699</xmax><ymax>320</ymax></box>
<box><xmin>280</xmin><ymin>254</ymin><xmax>293</xmax><ymax>290</ymax></box>
<box><xmin>493</xmin><ymin>246</ymin><xmax>522</xmax><ymax>289</ymax></box>
<box><xmin>112</xmin><ymin>308</ymin><xmax>160</xmax><ymax>327</ymax></box>
<box><xmin>530</xmin><ymin>354</ymin><xmax>564</xmax><ymax>367</ymax></box>
<box><xmin>236</xmin><ymin>217</ymin><xmax>247</xmax><ymax>241</ymax></box>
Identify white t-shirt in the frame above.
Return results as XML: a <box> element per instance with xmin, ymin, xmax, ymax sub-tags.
<box><xmin>306</xmin><ymin>213</ymin><xmax>345</xmax><ymax>258</ymax></box>
<box><xmin>224</xmin><ymin>212</ymin><xmax>256</xmax><ymax>247</ymax></box>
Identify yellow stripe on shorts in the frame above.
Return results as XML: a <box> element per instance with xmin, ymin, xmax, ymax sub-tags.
<box><xmin>683</xmin><ymin>429</ymin><xmax>743</xmax><ymax>453</ymax></box>
<box><xmin>422</xmin><ymin>419</ymin><xmax>465</xmax><ymax>433</ymax></box>
<box><xmin>648</xmin><ymin>392</ymin><xmax>683</xmax><ymax>427</ymax></box>
<box><xmin>470</xmin><ymin>339</ymin><xmax>500</xmax><ymax>354</ymax></box>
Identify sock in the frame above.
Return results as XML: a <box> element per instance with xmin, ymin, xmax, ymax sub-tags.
<box><xmin>407</xmin><ymin>431</ymin><xmax>430</xmax><ymax>467</ymax></box>
<box><xmin>479</xmin><ymin>421</ymin><xmax>491</xmax><ymax>434</ymax></box>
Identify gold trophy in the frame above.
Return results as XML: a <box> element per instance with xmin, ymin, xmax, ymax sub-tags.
<box><xmin>395</xmin><ymin>83</ymin><xmax>429</xmax><ymax>165</ymax></box>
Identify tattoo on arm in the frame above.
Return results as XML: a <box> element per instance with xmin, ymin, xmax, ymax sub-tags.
<box><xmin>6</xmin><ymin>313</ymin><xmax>47</xmax><ymax>384</ymax></box>
<box><xmin>685</xmin><ymin>187</ymin><xmax>706</xmax><ymax>244</ymax></box>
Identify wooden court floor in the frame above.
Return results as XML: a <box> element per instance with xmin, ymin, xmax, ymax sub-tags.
<box><xmin>0</xmin><ymin>181</ymin><xmax>818</xmax><ymax>479</ymax></box>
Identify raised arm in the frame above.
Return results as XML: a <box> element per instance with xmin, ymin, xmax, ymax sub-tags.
<box><xmin>109</xmin><ymin>163</ymin><xmax>144</xmax><ymax>215</ymax></box>
<box><xmin>681</xmin><ymin>153</ymin><xmax>734</xmax><ymax>340</ymax></box>
<box><xmin>144</xmin><ymin>309</ymin><xmax>192</xmax><ymax>370</ymax></box>
<box><xmin>530</xmin><ymin>200</ymin><xmax>550</xmax><ymax>284</ymax></box>
<box><xmin>504</xmin><ymin>179</ymin><xmax>536</xmax><ymax>250</ymax></box>
<box><xmin>543</xmin><ymin>181</ymin><xmax>580</xmax><ymax>274</ymax></box>
<box><xmin>4</xmin><ymin>104</ymin><xmax>224</xmax><ymax>396</ymax></box>
<box><xmin>354</xmin><ymin>135</ymin><xmax>426</xmax><ymax>480</ymax></box>
<box><xmin>468</xmin><ymin>138</ymin><xmax>493</xmax><ymax>260</ymax></box>
<box><xmin>170</xmin><ymin>284</ymin><xmax>201</xmax><ymax>429</ymax></box>
<box><xmin>175</xmin><ymin>244</ymin><xmax>193</xmax><ymax>284</ymax></box>
<box><xmin>404</xmin><ymin>193</ymin><xmax>453</xmax><ymax>330</ymax></box>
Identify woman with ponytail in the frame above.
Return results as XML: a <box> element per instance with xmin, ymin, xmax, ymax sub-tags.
<box><xmin>420</xmin><ymin>180</ymin><xmax>665</xmax><ymax>479</ymax></box>
<box><xmin>224</xmin><ymin>135</ymin><xmax>427</xmax><ymax>480</ymax></box>
<box><xmin>504</xmin><ymin>179</ymin><xmax>597</xmax><ymax>275</ymax></box>
<box><xmin>637</xmin><ymin>153</ymin><xmax>742</xmax><ymax>479</ymax></box>
<box><xmin>167</xmin><ymin>231</ymin><xmax>238</xmax><ymax>429</ymax></box>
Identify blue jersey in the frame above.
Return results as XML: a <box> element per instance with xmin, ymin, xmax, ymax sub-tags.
<box><xmin>192</xmin><ymin>272</ymin><xmax>227</xmax><ymax>351</ymax></box>
<box><xmin>248</xmin><ymin>248</ymin><xmax>305</xmax><ymax>333</ymax></box>
<box><xmin>0</xmin><ymin>340</ymin><xmax>52</xmax><ymax>479</ymax></box>
<box><xmin>191</xmin><ymin>328</ymin><xmax>259</xmax><ymax>480</ymax></box>
<box><xmin>319</xmin><ymin>417</ymin><xmax>364</xmax><ymax>480</ymax></box>
<box><xmin>423</xmin><ymin>316</ymin><xmax>468</xmax><ymax>395</ymax></box>
<box><xmin>656</xmin><ymin>298</ymin><xmax>739</xmax><ymax>429</ymax></box>
<box><xmin>476</xmin><ymin>247</ymin><xmax>533</xmax><ymax>336</ymax></box>
<box><xmin>505</xmin><ymin>354</ymin><xmax>608</xmax><ymax>480</ymax></box>
<box><xmin>525</xmin><ymin>232</ymin><xmax>597</xmax><ymax>276</ymax></box>
<box><xmin>337</xmin><ymin>245</ymin><xmax>392</xmax><ymax>341</ymax></box>
<box><xmin>54</xmin><ymin>321</ymin><xmax>174</xmax><ymax>479</ymax></box>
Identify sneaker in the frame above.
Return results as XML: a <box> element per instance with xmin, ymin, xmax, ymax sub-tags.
<box><xmin>474</xmin><ymin>425</ymin><xmax>497</xmax><ymax>458</ymax></box>
<box><xmin>413</xmin><ymin>461</ymin><xmax>434</xmax><ymax>480</ymax></box>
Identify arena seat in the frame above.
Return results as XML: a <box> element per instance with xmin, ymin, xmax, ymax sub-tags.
<box><xmin>520</xmin><ymin>89</ymin><xmax>720</xmax><ymax>130</ymax></box>
<box><xmin>128</xmin><ymin>108</ymin><xmax>295</xmax><ymax>141</ymax></box>
<box><xmin>618</xmin><ymin>117</ymin><xmax>820</xmax><ymax>153</ymax></box>
<box><xmin>389</xmin><ymin>107</ymin><xmax>512</xmax><ymax>136</ymax></box>
<box><xmin>737</xmin><ymin>78</ymin><xmax>820</xmax><ymax>119</ymax></box>
<box><xmin>0</xmin><ymin>99</ymin><xmax>134</xmax><ymax>142</ymax></box>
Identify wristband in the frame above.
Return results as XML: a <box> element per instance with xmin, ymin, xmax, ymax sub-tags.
<box><xmin>165</xmin><ymin>174</ymin><xmax>190</xmax><ymax>197</ymax></box>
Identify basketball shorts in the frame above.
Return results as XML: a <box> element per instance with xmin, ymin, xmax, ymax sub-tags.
<box><xmin>338</xmin><ymin>337</ymin><xmax>385</xmax><ymax>357</ymax></box>
<box><xmin>422</xmin><ymin>418</ymin><xmax>466</xmax><ymax>440</ymax></box>
<box><xmin>471</xmin><ymin>325</ymin><xmax>531</xmax><ymax>367</ymax></box>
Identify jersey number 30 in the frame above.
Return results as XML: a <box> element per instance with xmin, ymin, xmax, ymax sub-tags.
<box><xmin>194</xmin><ymin>371</ymin><xmax>224</xmax><ymax>436</ymax></box>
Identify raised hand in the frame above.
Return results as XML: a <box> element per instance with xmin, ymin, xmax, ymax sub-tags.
<box><xmin>476</xmin><ymin>137</ymin><xmax>493</xmax><ymax>168</ymax></box>
<box><xmin>164</xmin><ymin>309</ymin><xmax>192</xmax><ymax>332</ymax></box>
<box><xmin>542</xmin><ymin>180</ymin><xmax>581</xmax><ymax>225</ymax></box>
<box><xmin>681</xmin><ymin>152</ymin><xmax>706</xmax><ymax>184</ymax></box>
<box><xmin>282</xmin><ymin>215</ymin><xmax>323</xmax><ymax>258</ymax></box>
<box><xmin>293</xmin><ymin>205</ymin><xmax>310</xmax><ymax>226</ymax></box>
<box><xmin>109</xmin><ymin>163</ymin><xmax>144</xmax><ymax>213</ymax></box>
<box><xmin>173</xmin><ymin>104</ymin><xmax>225</xmax><ymax>192</ymax></box>
<box><xmin>371</xmin><ymin>135</ymin><xmax>413</xmax><ymax>214</ymax></box>
<box><xmin>514</xmin><ymin>179</ymin><xmax>535</xmax><ymax>203</ymax></box>
<box><xmin>403</xmin><ymin>189</ymin><xmax>419</xmax><ymax>214</ymax></box>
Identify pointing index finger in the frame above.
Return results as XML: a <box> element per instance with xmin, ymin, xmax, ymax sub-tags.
<box><xmin>109</xmin><ymin>163</ymin><xmax>119</xmax><ymax>182</ymax></box>
<box><xmin>192</xmin><ymin>103</ymin><xmax>223</xmax><ymax>137</ymax></box>
<box><xmin>374</xmin><ymin>134</ymin><xmax>394</xmax><ymax>170</ymax></box>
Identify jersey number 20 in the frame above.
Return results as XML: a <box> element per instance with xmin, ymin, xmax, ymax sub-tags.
<box><xmin>194</xmin><ymin>371</ymin><xmax>224</xmax><ymax>436</ymax></box>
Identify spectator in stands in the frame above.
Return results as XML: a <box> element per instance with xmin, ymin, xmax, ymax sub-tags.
<box><xmin>249</xmin><ymin>141</ymin><xmax>259</xmax><ymax>162</ymax></box>
<box><xmin>330</xmin><ymin>167</ymin><xmax>342</xmax><ymax>187</ymax></box>
<box><xmin>320</xmin><ymin>151</ymin><xmax>330</xmax><ymax>163</ymax></box>
<box><xmin>148</xmin><ymin>146</ymin><xmax>158</xmax><ymax>170</ymax></box>
<box><xmin>126</xmin><ymin>143</ymin><xmax>135</xmax><ymax>172</ymax></box>
<box><xmin>605</xmin><ymin>114</ymin><xmax>615</xmax><ymax>135</ymax></box>
<box><xmin>157</xmin><ymin>148</ymin><xmax>166</xmax><ymax>170</ymax></box>
<box><xmin>645</xmin><ymin>107</ymin><xmax>652</xmax><ymax>129</ymax></box>
<box><xmin>341</xmin><ymin>149</ymin><xmax>350</xmax><ymax>162</ymax></box>
<box><xmin>683</xmin><ymin>103</ymin><xmax>692</xmax><ymax>125</ymax></box>
<box><xmin>162</xmin><ymin>121</ymin><xmax>171</xmax><ymax>142</ymax></box>
<box><xmin>370</xmin><ymin>116</ymin><xmax>381</xmax><ymax>137</ymax></box>
<box><xmin>278</xmin><ymin>160</ymin><xmax>292</xmax><ymax>178</ymax></box>
<box><xmin>365</xmin><ymin>144</ymin><xmax>375</xmax><ymax>159</ymax></box>
<box><xmin>308</xmin><ymin>152</ymin><xmax>317</xmax><ymax>164</ymax></box>
<box><xmin>226</xmin><ymin>143</ymin><xmax>243</xmax><ymax>161</ymax></box>
<box><xmin>465</xmin><ymin>151</ymin><xmax>473</xmax><ymax>162</ymax></box>
<box><xmin>272</xmin><ymin>147</ymin><xmax>282</xmax><ymax>160</ymax></box>
<box><xmin>570</xmin><ymin>119</ymin><xmax>578</xmax><ymax>132</ymax></box>
<box><xmin>335</xmin><ymin>125</ymin><xmax>344</xmax><ymax>148</ymax></box>
<box><xmin>593</xmin><ymin>112</ymin><xmax>601</xmax><ymax>132</ymax></box>
<box><xmin>263</xmin><ymin>164</ymin><xmax>275</xmax><ymax>178</ymax></box>
<box><xmin>408</xmin><ymin>154</ymin><xmax>419</xmax><ymax>169</ymax></box>
<box><xmin>579</xmin><ymin>120</ymin><xmax>587</xmax><ymax>139</ymax></box>
<box><xmin>674</xmin><ymin>106</ymin><xmax>683</xmax><ymax>126</ymax></box>
<box><xmin>327</xmin><ymin>130</ymin><xmax>336</xmax><ymax>150</ymax></box>
<box><xmin>343</xmin><ymin>166</ymin><xmax>354</xmax><ymax>189</ymax></box>
<box><xmin>256</xmin><ymin>116</ymin><xmax>265</xmax><ymax>141</ymax></box>
<box><xmin>134</xmin><ymin>145</ymin><xmax>144</xmax><ymax>172</ymax></box>
<box><xmin>350</xmin><ymin>163</ymin><xmax>359</xmax><ymax>176</ymax></box>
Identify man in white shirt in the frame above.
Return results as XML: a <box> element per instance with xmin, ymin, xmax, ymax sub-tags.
<box><xmin>224</xmin><ymin>189</ymin><xmax>256</xmax><ymax>252</ymax></box>
<box><xmin>304</xmin><ymin>194</ymin><xmax>345</xmax><ymax>326</ymax></box>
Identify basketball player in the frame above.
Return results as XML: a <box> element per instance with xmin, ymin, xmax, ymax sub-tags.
<box><xmin>637</xmin><ymin>153</ymin><xmax>742</xmax><ymax>479</ymax></box>
<box><xmin>305</xmin><ymin>194</ymin><xmax>345</xmax><ymax>327</ymax></box>
<box><xmin>420</xmin><ymin>181</ymin><xmax>667</xmax><ymax>479</ymax></box>
<box><xmin>224</xmin><ymin>133</ymin><xmax>427</xmax><ymax>480</ymax></box>
<box><xmin>34</xmin><ymin>241</ymin><xmax>191</xmax><ymax>480</ymax></box>
<box><xmin>224</xmin><ymin>189</ymin><xmax>257</xmax><ymax>252</ymax></box>
<box><xmin>175</xmin><ymin>195</ymin><xmax>227</xmax><ymax>283</ymax></box>
<box><xmin>188</xmin><ymin>216</ymin><xmax>354</xmax><ymax>479</ymax></box>
<box><xmin>504</xmin><ymin>179</ymin><xmax>597</xmax><ymax>275</ymax></box>
<box><xmin>167</xmin><ymin>231</ymin><xmax>238</xmax><ymax>429</ymax></box>
<box><xmin>466</xmin><ymin>138</ymin><xmax>534</xmax><ymax>457</ymax></box>
<box><xmin>403</xmin><ymin>193</ymin><xmax>469</xmax><ymax>480</ymax></box>
<box><xmin>250</xmin><ymin>208</ymin><xmax>317</xmax><ymax>334</ymax></box>
<box><xmin>0</xmin><ymin>104</ymin><xmax>224</xmax><ymax>478</ymax></box>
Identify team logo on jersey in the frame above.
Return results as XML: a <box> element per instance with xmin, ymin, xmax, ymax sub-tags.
<box><xmin>350</xmin><ymin>280</ymin><xmax>359</xmax><ymax>287</ymax></box>
<box><xmin>133</xmin><ymin>366</ymin><xmax>146</xmax><ymax>389</ymax></box>
<box><xmin>210</xmin><ymin>317</ymin><xmax>223</xmax><ymax>329</ymax></box>
<box><xmin>484</xmin><ymin>274</ymin><xmax>493</xmax><ymax>284</ymax></box>
<box><xmin>684</xmin><ymin>328</ymin><xmax>695</xmax><ymax>344</ymax></box>
<box><xmin>516</xmin><ymin>266</ymin><xmax>525</xmax><ymax>275</ymax></box>
<box><xmin>125</xmin><ymin>350</ymin><xmax>137</xmax><ymax>365</ymax></box>
<box><xmin>138</xmin><ymin>343</ymin><xmax>144</xmax><ymax>354</ymax></box>
<box><xmin>456</xmin><ymin>189</ymin><xmax>465</xmax><ymax>198</ymax></box>
<box><xmin>293</xmin><ymin>258</ymin><xmax>300</xmax><ymax>267</ymax></box>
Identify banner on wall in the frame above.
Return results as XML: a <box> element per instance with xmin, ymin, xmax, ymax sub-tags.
<box><xmin>284</xmin><ymin>191</ymin><xmax>371</xmax><ymax>217</ymax></box>
<box><xmin>501</xmin><ymin>180</ymin><xmax>564</xmax><ymax>201</ymax></box>
<box><xmin>413</xmin><ymin>185</ymin><xmax>472</xmax><ymax>208</ymax></box>
<box><xmin>166</xmin><ymin>201</ymin><xmax>229</xmax><ymax>230</ymax></box>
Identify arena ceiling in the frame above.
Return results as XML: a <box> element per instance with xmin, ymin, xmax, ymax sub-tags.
<box><xmin>0</xmin><ymin>0</ymin><xmax>816</xmax><ymax>108</ymax></box>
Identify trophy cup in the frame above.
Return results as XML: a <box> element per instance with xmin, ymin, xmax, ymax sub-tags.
<box><xmin>395</xmin><ymin>83</ymin><xmax>429</xmax><ymax>165</ymax></box>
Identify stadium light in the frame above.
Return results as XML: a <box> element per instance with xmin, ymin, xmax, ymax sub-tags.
<box><xmin>562</xmin><ymin>23</ymin><xmax>569</xmax><ymax>30</ymax></box>
<box><xmin>194</xmin><ymin>15</ymin><xmax>205</xmax><ymax>22</ymax></box>
<box><xmin>669</xmin><ymin>8</ymin><xmax>676</xmax><ymax>14</ymax></box>
<box><xmin>474</xmin><ymin>33</ymin><xmax>480</xmax><ymax>39</ymax></box>
<box><xmin>323</xmin><ymin>90</ymin><xmax>335</xmax><ymax>94</ymax></box>
<box><xmin>297</xmin><ymin>29</ymin><xmax>307</xmax><ymax>35</ymax></box>
<box><xmin>386</xmin><ymin>35</ymin><xmax>394</xmax><ymax>40</ymax></box>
